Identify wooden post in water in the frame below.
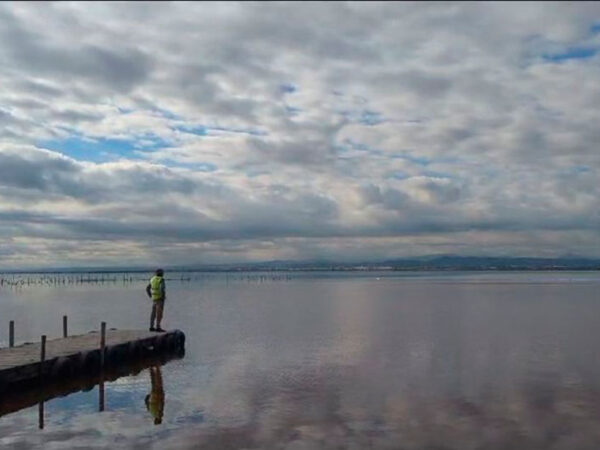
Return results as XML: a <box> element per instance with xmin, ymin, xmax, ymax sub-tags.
<box><xmin>100</xmin><ymin>322</ymin><xmax>106</xmax><ymax>370</ymax></box>
<box><xmin>9</xmin><ymin>320</ymin><xmax>14</xmax><ymax>348</ymax></box>
<box><xmin>39</xmin><ymin>335</ymin><xmax>46</xmax><ymax>378</ymax></box>
<box><xmin>99</xmin><ymin>322</ymin><xmax>106</xmax><ymax>412</ymax></box>
<box><xmin>38</xmin><ymin>333</ymin><xmax>47</xmax><ymax>427</ymax></box>
<box><xmin>63</xmin><ymin>315</ymin><xmax>68</xmax><ymax>338</ymax></box>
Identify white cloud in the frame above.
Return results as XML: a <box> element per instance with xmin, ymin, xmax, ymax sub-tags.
<box><xmin>0</xmin><ymin>2</ymin><xmax>599</xmax><ymax>267</ymax></box>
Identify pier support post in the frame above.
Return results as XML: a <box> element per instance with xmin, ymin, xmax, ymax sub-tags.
<box><xmin>100</xmin><ymin>322</ymin><xmax>106</xmax><ymax>369</ymax></box>
<box><xmin>40</xmin><ymin>335</ymin><xmax>46</xmax><ymax>374</ymax></box>
<box><xmin>37</xmin><ymin>323</ymin><xmax>46</xmax><ymax>429</ymax></box>
<box><xmin>9</xmin><ymin>320</ymin><xmax>14</xmax><ymax>347</ymax></box>
<box><xmin>63</xmin><ymin>315</ymin><xmax>68</xmax><ymax>338</ymax></box>
<box><xmin>99</xmin><ymin>321</ymin><xmax>107</xmax><ymax>412</ymax></box>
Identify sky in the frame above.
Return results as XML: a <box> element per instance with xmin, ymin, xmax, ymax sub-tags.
<box><xmin>0</xmin><ymin>2</ymin><xmax>599</xmax><ymax>269</ymax></box>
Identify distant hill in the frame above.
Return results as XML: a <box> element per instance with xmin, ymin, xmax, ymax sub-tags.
<box><xmin>171</xmin><ymin>256</ymin><xmax>600</xmax><ymax>272</ymax></box>
<box><xmin>379</xmin><ymin>256</ymin><xmax>600</xmax><ymax>271</ymax></box>
<box><xmin>2</xmin><ymin>256</ymin><xmax>599</xmax><ymax>273</ymax></box>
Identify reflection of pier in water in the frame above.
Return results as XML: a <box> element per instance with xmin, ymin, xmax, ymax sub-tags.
<box><xmin>0</xmin><ymin>349</ymin><xmax>183</xmax><ymax>428</ymax></box>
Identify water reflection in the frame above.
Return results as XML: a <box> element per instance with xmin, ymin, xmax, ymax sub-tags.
<box><xmin>2</xmin><ymin>272</ymin><xmax>600</xmax><ymax>448</ymax></box>
<box><xmin>11</xmin><ymin>355</ymin><xmax>600</xmax><ymax>448</ymax></box>
<box><xmin>144</xmin><ymin>366</ymin><xmax>165</xmax><ymax>425</ymax></box>
<box><xmin>98</xmin><ymin>378</ymin><xmax>105</xmax><ymax>413</ymax></box>
<box><xmin>155</xmin><ymin>358</ymin><xmax>600</xmax><ymax>449</ymax></box>
<box><xmin>0</xmin><ymin>351</ymin><xmax>181</xmax><ymax>426</ymax></box>
<box><xmin>38</xmin><ymin>401</ymin><xmax>43</xmax><ymax>430</ymax></box>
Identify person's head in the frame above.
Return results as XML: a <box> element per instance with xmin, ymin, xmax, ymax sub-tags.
<box><xmin>156</xmin><ymin>268</ymin><xmax>164</xmax><ymax>277</ymax></box>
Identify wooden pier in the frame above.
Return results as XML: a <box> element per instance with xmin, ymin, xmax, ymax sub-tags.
<box><xmin>0</xmin><ymin>326</ymin><xmax>185</xmax><ymax>393</ymax></box>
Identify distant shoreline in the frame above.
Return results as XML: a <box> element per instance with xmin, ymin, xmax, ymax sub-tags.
<box><xmin>2</xmin><ymin>256</ymin><xmax>600</xmax><ymax>274</ymax></box>
<box><xmin>1</xmin><ymin>267</ymin><xmax>599</xmax><ymax>275</ymax></box>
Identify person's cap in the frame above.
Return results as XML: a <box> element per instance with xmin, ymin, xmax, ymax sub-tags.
<box><xmin>156</xmin><ymin>268</ymin><xmax>164</xmax><ymax>276</ymax></box>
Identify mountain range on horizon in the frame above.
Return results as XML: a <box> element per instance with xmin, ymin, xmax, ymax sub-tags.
<box><xmin>3</xmin><ymin>255</ymin><xmax>600</xmax><ymax>274</ymax></box>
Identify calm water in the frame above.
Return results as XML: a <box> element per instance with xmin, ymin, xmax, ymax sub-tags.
<box><xmin>1</xmin><ymin>271</ymin><xmax>600</xmax><ymax>449</ymax></box>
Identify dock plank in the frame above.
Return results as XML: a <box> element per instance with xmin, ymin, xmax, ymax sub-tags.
<box><xmin>0</xmin><ymin>329</ymin><xmax>184</xmax><ymax>392</ymax></box>
<box><xmin>0</xmin><ymin>330</ymin><xmax>161</xmax><ymax>370</ymax></box>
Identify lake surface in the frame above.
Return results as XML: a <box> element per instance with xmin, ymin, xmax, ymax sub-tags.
<box><xmin>1</xmin><ymin>271</ymin><xmax>600</xmax><ymax>449</ymax></box>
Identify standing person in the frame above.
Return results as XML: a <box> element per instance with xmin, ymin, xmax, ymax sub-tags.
<box><xmin>146</xmin><ymin>268</ymin><xmax>166</xmax><ymax>332</ymax></box>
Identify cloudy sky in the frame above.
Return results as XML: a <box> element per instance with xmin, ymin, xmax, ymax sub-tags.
<box><xmin>0</xmin><ymin>2</ymin><xmax>599</xmax><ymax>269</ymax></box>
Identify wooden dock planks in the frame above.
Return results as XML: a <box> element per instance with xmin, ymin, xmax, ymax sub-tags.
<box><xmin>1</xmin><ymin>330</ymin><xmax>156</xmax><ymax>370</ymax></box>
<box><xmin>0</xmin><ymin>329</ymin><xmax>185</xmax><ymax>389</ymax></box>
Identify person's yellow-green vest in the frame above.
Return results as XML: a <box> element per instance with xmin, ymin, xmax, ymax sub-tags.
<box><xmin>150</xmin><ymin>275</ymin><xmax>164</xmax><ymax>301</ymax></box>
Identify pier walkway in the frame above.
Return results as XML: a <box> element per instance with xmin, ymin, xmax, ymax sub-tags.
<box><xmin>0</xmin><ymin>328</ymin><xmax>185</xmax><ymax>391</ymax></box>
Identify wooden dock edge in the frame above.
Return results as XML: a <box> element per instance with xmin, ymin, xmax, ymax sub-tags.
<box><xmin>0</xmin><ymin>329</ymin><xmax>185</xmax><ymax>394</ymax></box>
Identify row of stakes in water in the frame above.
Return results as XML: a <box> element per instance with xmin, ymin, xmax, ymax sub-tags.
<box><xmin>0</xmin><ymin>272</ymin><xmax>296</xmax><ymax>289</ymax></box>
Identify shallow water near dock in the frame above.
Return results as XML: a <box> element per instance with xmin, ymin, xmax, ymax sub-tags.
<box><xmin>1</xmin><ymin>271</ymin><xmax>600</xmax><ymax>449</ymax></box>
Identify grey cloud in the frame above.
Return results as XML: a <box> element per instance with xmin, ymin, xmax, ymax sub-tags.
<box><xmin>245</xmin><ymin>118</ymin><xmax>348</xmax><ymax>166</ymax></box>
<box><xmin>1</xmin><ymin>190</ymin><xmax>595</xmax><ymax>247</ymax></box>
<box><xmin>247</xmin><ymin>137</ymin><xmax>336</xmax><ymax>166</ymax></box>
<box><xmin>0</xmin><ymin>149</ymin><xmax>204</xmax><ymax>203</ymax></box>
<box><xmin>52</xmin><ymin>109</ymin><xmax>105</xmax><ymax>124</ymax></box>
<box><xmin>235</xmin><ymin>2</ymin><xmax>382</xmax><ymax>63</ymax></box>
<box><xmin>359</xmin><ymin>184</ymin><xmax>386</xmax><ymax>206</ymax></box>
<box><xmin>398</xmin><ymin>70</ymin><xmax>453</xmax><ymax>98</ymax></box>
<box><xmin>360</xmin><ymin>181</ymin><xmax>464</xmax><ymax>210</ymax></box>
<box><xmin>15</xmin><ymin>79</ymin><xmax>66</xmax><ymax>99</ymax></box>
<box><xmin>421</xmin><ymin>180</ymin><xmax>464</xmax><ymax>204</ymax></box>
<box><xmin>0</xmin><ymin>9</ymin><xmax>153</xmax><ymax>94</ymax></box>
<box><xmin>0</xmin><ymin>108</ymin><xmax>17</xmax><ymax>126</ymax></box>
<box><xmin>359</xmin><ymin>184</ymin><xmax>411</xmax><ymax>211</ymax></box>
<box><xmin>7</xmin><ymin>99</ymin><xmax>107</xmax><ymax>124</ymax></box>
<box><xmin>7</xmin><ymin>98</ymin><xmax>48</xmax><ymax>111</ymax></box>
<box><xmin>102</xmin><ymin>166</ymin><xmax>198</xmax><ymax>198</ymax></box>
<box><xmin>0</xmin><ymin>150</ymin><xmax>78</xmax><ymax>191</ymax></box>
<box><xmin>381</xmin><ymin>189</ymin><xmax>411</xmax><ymax>211</ymax></box>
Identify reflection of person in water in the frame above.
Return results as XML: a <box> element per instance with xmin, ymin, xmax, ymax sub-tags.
<box><xmin>144</xmin><ymin>366</ymin><xmax>165</xmax><ymax>425</ymax></box>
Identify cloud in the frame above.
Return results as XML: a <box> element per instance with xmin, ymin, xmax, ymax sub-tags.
<box><xmin>0</xmin><ymin>2</ymin><xmax>599</xmax><ymax>267</ymax></box>
<box><xmin>0</xmin><ymin>7</ymin><xmax>154</xmax><ymax>94</ymax></box>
